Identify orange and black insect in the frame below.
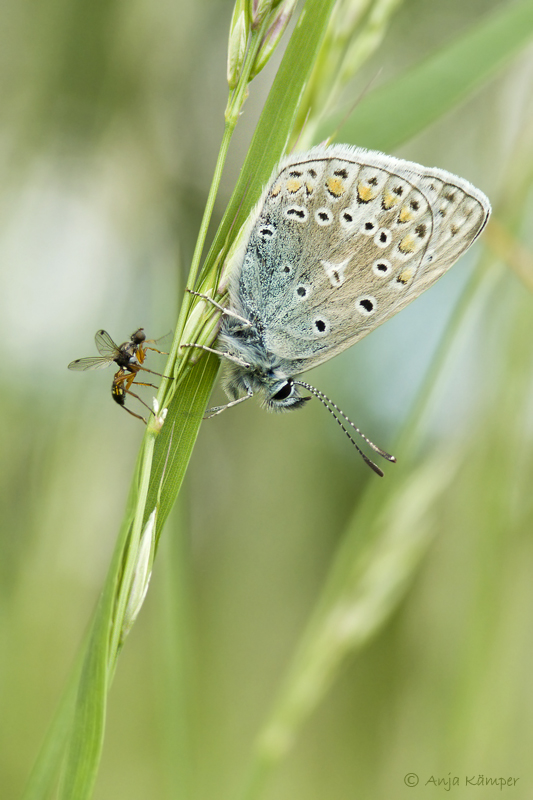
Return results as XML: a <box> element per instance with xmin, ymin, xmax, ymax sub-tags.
<box><xmin>68</xmin><ymin>328</ymin><xmax>168</xmax><ymax>423</ymax></box>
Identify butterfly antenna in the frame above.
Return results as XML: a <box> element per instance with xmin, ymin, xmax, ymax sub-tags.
<box><xmin>297</xmin><ymin>382</ymin><xmax>384</xmax><ymax>477</ymax></box>
<box><xmin>295</xmin><ymin>381</ymin><xmax>396</xmax><ymax>475</ymax></box>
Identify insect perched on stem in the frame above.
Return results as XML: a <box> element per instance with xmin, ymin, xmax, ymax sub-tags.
<box><xmin>68</xmin><ymin>328</ymin><xmax>169</xmax><ymax>423</ymax></box>
<box><xmin>183</xmin><ymin>144</ymin><xmax>491</xmax><ymax>475</ymax></box>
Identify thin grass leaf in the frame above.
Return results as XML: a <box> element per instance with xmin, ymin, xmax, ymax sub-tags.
<box><xmin>54</xmin><ymin>472</ymin><xmax>149</xmax><ymax>799</ymax></box>
<box><xmin>148</xmin><ymin>353</ymin><xmax>220</xmax><ymax>540</ymax></box>
<box><xmin>317</xmin><ymin>0</ymin><xmax>533</xmax><ymax>151</ymax></box>
<box><xmin>57</xmin><ymin>600</ymin><xmax>110</xmax><ymax>799</ymax></box>
<box><xmin>22</xmin><ymin>492</ymin><xmax>140</xmax><ymax>800</ymax></box>
<box><xmin>22</xmin><ymin>661</ymin><xmax>81</xmax><ymax>800</ymax></box>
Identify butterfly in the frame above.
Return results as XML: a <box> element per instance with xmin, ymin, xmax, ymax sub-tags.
<box><xmin>187</xmin><ymin>144</ymin><xmax>491</xmax><ymax>474</ymax></box>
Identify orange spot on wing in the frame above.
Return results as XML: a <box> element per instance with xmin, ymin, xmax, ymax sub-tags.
<box><xmin>397</xmin><ymin>268</ymin><xmax>414</xmax><ymax>285</ymax></box>
<box><xmin>357</xmin><ymin>182</ymin><xmax>376</xmax><ymax>203</ymax></box>
<box><xmin>399</xmin><ymin>235</ymin><xmax>416</xmax><ymax>254</ymax></box>
<box><xmin>382</xmin><ymin>191</ymin><xmax>399</xmax><ymax>209</ymax></box>
<box><xmin>286</xmin><ymin>178</ymin><xmax>302</xmax><ymax>193</ymax></box>
<box><xmin>327</xmin><ymin>177</ymin><xmax>346</xmax><ymax>197</ymax></box>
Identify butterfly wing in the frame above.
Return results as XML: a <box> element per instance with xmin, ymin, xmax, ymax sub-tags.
<box><xmin>233</xmin><ymin>145</ymin><xmax>490</xmax><ymax>374</ymax></box>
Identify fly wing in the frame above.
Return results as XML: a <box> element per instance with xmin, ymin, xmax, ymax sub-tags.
<box><xmin>95</xmin><ymin>329</ymin><xmax>120</xmax><ymax>358</ymax></box>
<box><xmin>68</xmin><ymin>356</ymin><xmax>113</xmax><ymax>371</ymax></box>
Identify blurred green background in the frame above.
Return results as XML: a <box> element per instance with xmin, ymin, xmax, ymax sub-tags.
<box><xmin>2</xmin><ymin>0</ymin><xmax>533</xmax><ymax>798</ymax></box>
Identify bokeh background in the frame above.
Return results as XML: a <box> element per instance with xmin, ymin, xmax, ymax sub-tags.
<box><xmin>2</xmin><ymin>0</ymin><xmax>533</xmax><ymax>798</ymax></box>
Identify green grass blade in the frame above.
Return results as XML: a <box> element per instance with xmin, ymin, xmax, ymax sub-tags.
<box><xmin>148</xmin><ymin>353</ymin><xmax>220</xmax><ymax>539</ymax></box>
<box><xmin>317</xmin><ymin>0</ymin><xmax>533</xmax><ymax>150</ymax></box>
<box><xmin>57</xmin><ymin>601</ymin><xmax>110</xmax><ymax>800</ymax></box>
<box><xmin>22</xmin><ymin>661</ymin><xmax>81</xmax><ymax>800</ymax></box>
<box><xmin>22</xmin><ymin>492</ymin><xmax>142</xmax><ymax>800</ymax></box>
<box><xmin>54</xmin><ymin>489</ymin><xmax>143</xmax><ymax>798</ymax></box>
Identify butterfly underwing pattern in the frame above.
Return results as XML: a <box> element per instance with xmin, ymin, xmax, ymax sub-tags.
<box><xmin>215</xmin><ymin>144</ymin><xmax>490</xmax><ymax>414</ymax></box>
<box><xmin>186</xmin><ymin>144</ymin><xmax>490</xmax><ymax>473</ymax></box>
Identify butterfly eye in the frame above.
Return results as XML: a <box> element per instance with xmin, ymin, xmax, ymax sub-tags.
<box><xmin>271</xmin><ymin>380</ymin><xmax>293</xmax><ymax>401</ymax></box>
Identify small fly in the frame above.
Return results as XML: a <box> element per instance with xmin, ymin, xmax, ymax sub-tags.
<box><xmin>68</xmin><ymin>328</ymin><xmax>169</xmax><ymax>423</ymax></box>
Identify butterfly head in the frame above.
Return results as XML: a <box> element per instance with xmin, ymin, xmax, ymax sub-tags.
<box><xmin>221</xmin><ymin>359</ymin><xmax>309</xmax><ymax>412</ymax></box>
<box><xmin>262</xmin><ymin>377</ymin><xmax>310</xmax><ymax>411</ymax></box>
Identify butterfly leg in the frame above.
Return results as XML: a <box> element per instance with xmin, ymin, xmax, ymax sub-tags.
<box><xmin>186</xmin><ymin>289</ymin><xmax>251</xmax><ymax>327</ymax></box>
<box><xmin>181</xmin><ymin>343</ymin><xmax>250</xmax><ymax>368</ymax></box>
<box><xmin>204</xmin><ymin>390</ymin><xmax>253</xmax><ymax>419</ymax></box>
